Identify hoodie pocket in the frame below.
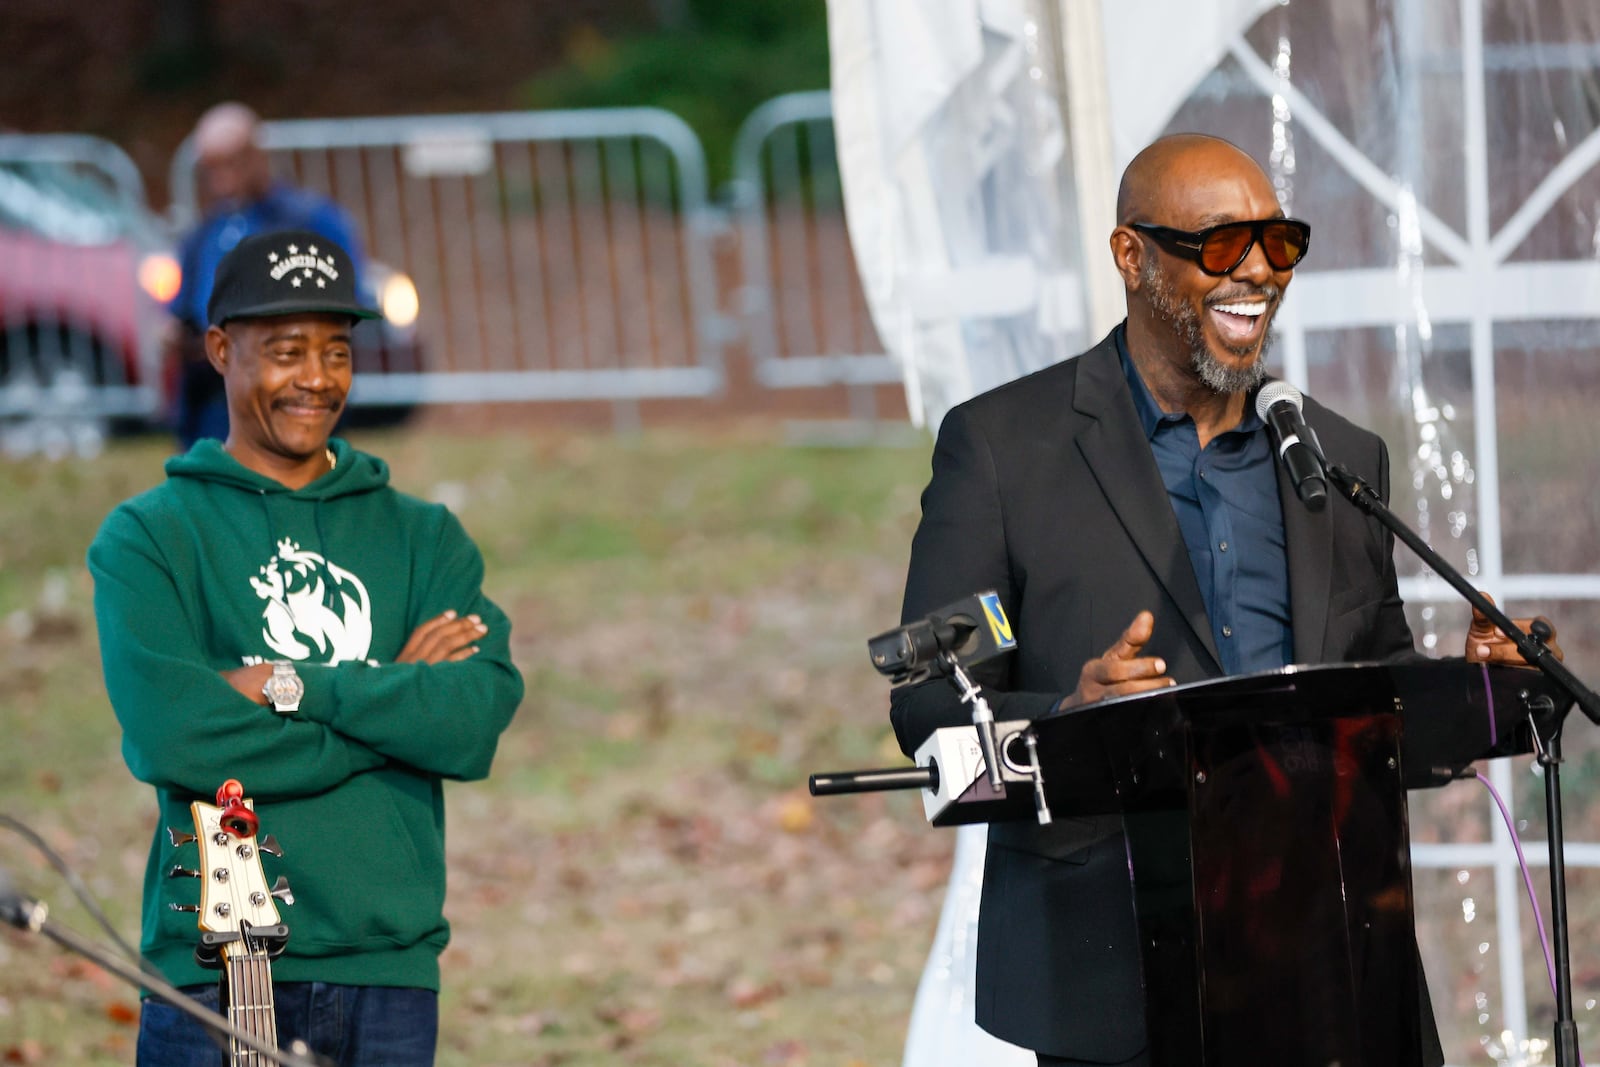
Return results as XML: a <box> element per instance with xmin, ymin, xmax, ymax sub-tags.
<box><xmin>264</xmin><ymin>769</ymin><xmax>445</xmax><ymax>955</ymax></box>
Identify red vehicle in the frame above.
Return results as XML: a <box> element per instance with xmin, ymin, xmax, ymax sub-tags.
<box><xmin>0</xmin><ymin>156</ymin><xmax>177</xmax><ymax>452</ymax></box>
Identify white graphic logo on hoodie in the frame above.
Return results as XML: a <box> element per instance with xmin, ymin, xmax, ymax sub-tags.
<box><xmin>249</xmin><ymin>538</ymin><xmax>373</xmax><ymax>664</ymax></box>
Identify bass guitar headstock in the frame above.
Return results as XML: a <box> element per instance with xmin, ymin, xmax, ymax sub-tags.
<box><xmin>168</xmin><ymin>779</ymin><xmax>292</xmax><ymax>966</ymax></box>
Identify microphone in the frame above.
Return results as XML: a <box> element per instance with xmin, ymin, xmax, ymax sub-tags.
<box><xmin>1256</xmin><ymin>381</ymin><xmax>1328</xmax><ymax>511</ymax></box>
<box><xmin>867</xmin><ymin>591</ymin><xmax>1017</xmax><ymax>687</ymax></box>
<box><xmin>0</xmin><ymin>865</ymin><xmax>46</xmax><ymax>932</ymax></box>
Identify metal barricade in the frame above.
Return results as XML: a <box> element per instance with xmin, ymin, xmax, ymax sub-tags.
<box><xmin>169</xmin><ymin>110</ymin><xmax>727</xmax><ymax>406</ymax></box>
<box><xmin>729</xmin><ymin>91</ymin><xmax>897</xmax><ymax>391</ymax></box>
<box><xmin>0</xmin><ymin>134</ymin><xmax>169</xmax><ymax>456</ymax></box>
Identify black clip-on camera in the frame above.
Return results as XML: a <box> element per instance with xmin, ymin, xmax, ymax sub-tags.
<box><xmin>865</xmin><ymin>592</ymin><xmax>1012</xmax><ymax>791</ymax></box>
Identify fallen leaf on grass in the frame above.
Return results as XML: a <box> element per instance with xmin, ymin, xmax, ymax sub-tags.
<box><xmin>2</xmin><ymin>1040</ymin><xmax>45</xmax><ymax>1064</ymax></box>
<box><xmin>726</xmin><ymin>976</ymin><xmax>784</xmax><ymax>1009</ymax></box>
<box><xmin>762</xmin><ymin>1038</ymin><xmax>809</xmax><ymax>1066</ymax></box>
<box><xmin>594</xmin><ymin>1002</ymin><xmax>663</xmax><ymax>1036</ymax></box>
<box><xmin>775</xmin><ymin>795</ymin><xmax>813</xmax><ymax>834</ymax></box>
<box><xmin>104</xmin><ymin>1000</ymin><xmax>138</xmax><ymax>1024</ymax></box>
<box><xmin>793</xmin><ymin>964</ymin><xmax>834</xmax><ymax>988</ymax></box>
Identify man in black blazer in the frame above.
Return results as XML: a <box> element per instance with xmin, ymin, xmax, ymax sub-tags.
<box><xmin>890</xmin><ymin>134</ymin><xmax>1549</xmax><ymax>1065</ymax></box>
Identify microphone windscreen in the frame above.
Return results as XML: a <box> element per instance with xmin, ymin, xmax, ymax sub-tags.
<box><xmin>1255</xmin><ymin>380</ymin><xmax>1304</xmax><ymax>420</ymax></box>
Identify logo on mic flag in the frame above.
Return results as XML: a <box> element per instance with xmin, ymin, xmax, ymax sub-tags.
<box><xmin>979</xmin><ymin>592</ymin><xmax>1015</xmax><ymax>650</ymax></box>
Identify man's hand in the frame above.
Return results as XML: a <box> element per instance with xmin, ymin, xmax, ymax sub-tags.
<box><xmin>221</xmin><ymin>663</ymin><xmax>274</xmax><ymax>705</ymax></box>
<box><xmin>396</xmin><ymin>610</ymin><xmax>488</xmax><ymax>665</ymax></box>
<box><xmin>1060</xmin><ymin>610</ymin><xmax>1176</xmax><ymax>709</ymax></box>
<box><xmin>1465</xmin><ymin>594</ymin><xmax>1563</xmax><ymax>666</ymax></box>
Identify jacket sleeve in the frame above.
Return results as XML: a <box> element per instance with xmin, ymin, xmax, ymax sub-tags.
<box><xmin>1367</xmin><ymin>435</ymin><xmax>1421</xmax><ymax>662</ymax></box>
<box><xmin>889</xmin><ymin>405</ymin><xmax>1066</xmax><ymax>758</ymax></box>
<box><xmin>90</xmin><ymin>507</ymin><xmax>389</xmax><ymax>803</ymax></box>
<box><xmin>293</xmin><ymin>509</ymin><xmax>523</xmax><ymax>782</ymax></box>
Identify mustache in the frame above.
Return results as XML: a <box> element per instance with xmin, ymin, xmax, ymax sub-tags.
<box><xmin>274</xmin><ymin>394</ymin><xmax>344</xmax><ymax>410</ymax></box>
<box><xmin>1206</xmin><ymin>284</ymin><xmax>1281</xmax><ymax>306</ymax></box>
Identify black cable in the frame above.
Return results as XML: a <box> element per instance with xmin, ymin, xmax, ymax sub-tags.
<box><xmin>0</xmin><ymin>811</ymin><xmax>152</xmax><ymax>972</ymax></box>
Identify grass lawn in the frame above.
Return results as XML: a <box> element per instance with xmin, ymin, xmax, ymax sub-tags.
<box><xmin>0</xmin><ymin>424</ymin><xmax>952</xmax><ymax>1066</ymax></box>
<box><xmin>5</xmin><ymin>422</ymin><xmax>1599</xmax><ymax>1066</ymax></box>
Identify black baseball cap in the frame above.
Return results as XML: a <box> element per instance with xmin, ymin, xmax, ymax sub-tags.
<box><xmin>207</xmin><ymin>229</ymin><xmax>382</xmax><ymax>327</ymax></box>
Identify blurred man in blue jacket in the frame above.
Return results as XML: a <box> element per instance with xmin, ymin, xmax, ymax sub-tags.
<box><xmin>166</xmin><ymin>102</ymin><xmax>370</xmax><ymax>446</ymax></box>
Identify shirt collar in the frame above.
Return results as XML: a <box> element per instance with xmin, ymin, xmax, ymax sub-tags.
<box><xmin>1115</xmin><ymin>324</ymin><xmax>1268</xmax><ymax>440</ymax></box>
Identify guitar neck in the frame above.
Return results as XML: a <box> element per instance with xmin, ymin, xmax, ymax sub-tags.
<box><xmin>181</xmin><ymin>786</ymin><xmax>291</xmax><ymax>1067</ymax></box>
<box><xmin>225</xmin><ymin>946</ymin><xmax>278</xmax><ymax>1066</ymax></box>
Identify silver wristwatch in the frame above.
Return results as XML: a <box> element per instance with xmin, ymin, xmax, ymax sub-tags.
<box><xmin>261</xmin><ymin>661</ymin><xmax>304</xmax><ymax>715</ymax></box>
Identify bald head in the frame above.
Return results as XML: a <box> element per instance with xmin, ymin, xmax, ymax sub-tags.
<box><xmin>193</xmin><ymin>102</ymin><xmax>270</xmax><ymax>209</ymax></box>
<box><xmin>194</xmin><ymin>102</ymin><xmax>261</xmax><ymax>158</ymax></box>
<box><xmin>1116</xmin><ymin>134</ymin><xmax>1271</xmax><ymax>226</ymax></box>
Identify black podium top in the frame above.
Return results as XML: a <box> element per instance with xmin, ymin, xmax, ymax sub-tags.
<box><xmin>1024</xmin><ymin>659</ymin><xmax>1568</xmax><ymax>815</ymax></box>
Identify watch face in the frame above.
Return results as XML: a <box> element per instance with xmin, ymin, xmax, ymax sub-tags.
<box><xmin>266</xmin><ymin>668</ymin><xmax>304</xmax><ymax>705</ymax></box>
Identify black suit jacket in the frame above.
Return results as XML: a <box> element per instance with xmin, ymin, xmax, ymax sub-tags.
<box><xmin>891</xmin><ymin>328</ymin><xmax>1419</xmax><ymax>1060</ymax></box>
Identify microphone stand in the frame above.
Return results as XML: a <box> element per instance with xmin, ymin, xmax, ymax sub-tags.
<box><xmin>940</xmin><ymin>650</ymin><xmax>1006</xmax><ymax>791</ymax></box>
<box><xmin>1</xmin><ymin>891</ymin><xmax>329</xmax><ymax>1067</ymax></box>
<box><xmin>1321</xmin><ymin>458</ymin><xmax>1600</xmax><ymax>1067</ymax></box>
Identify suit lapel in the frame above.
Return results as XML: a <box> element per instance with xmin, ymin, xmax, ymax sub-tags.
<box><xmin>1278</xmin><ymin>440</ymin><xmax>1334</xmax><ymax>664</ymax></box>
<box><xmin>1072</xmin><ymin>340</ymin><xmax>1223</xmax><ymax>672</ymax></box>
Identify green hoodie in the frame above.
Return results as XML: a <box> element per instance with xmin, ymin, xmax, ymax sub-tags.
<box><xmin>88</xmin><ymin>438</ymin><xmax>523</xmax><ymax>991</ymax></box>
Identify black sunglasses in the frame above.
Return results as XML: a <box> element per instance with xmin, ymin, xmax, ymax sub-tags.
<box><xmin>1130</xmin><ymin>217</ymin><xmax>1311</xmax><ymax>275</ymax></box>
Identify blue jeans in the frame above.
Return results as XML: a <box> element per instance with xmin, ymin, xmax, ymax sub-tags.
<box><xmin>137</xmin><ymin>982</ymin><xmax>437</xmax><ymax>1066</ymax></box>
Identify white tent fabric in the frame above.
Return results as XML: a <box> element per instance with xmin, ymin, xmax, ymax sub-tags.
<box><xmin>827</xmin><ymin>0</ymin><xmax>1088</xmax><ymax>433</ymax></box>
<box><xmin>1099</xmin><ymin>0</ymin><xmax>1281</xmax><ymax>171</ymax></box>
<box><xmin>829</xmin><ymin>0</ymin><xmax>1278</xmax><ymax>433</ymax></box>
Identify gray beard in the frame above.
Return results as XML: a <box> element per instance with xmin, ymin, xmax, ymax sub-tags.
<box><xmin>1143</xmin><ymin>262</ymin><xmax>1273</xmax><ymax>395</ymax></box>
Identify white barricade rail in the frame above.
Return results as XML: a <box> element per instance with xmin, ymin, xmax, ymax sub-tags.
<box><xmin>0</xmin><ymin>134</ymin><xmax>169</xmax><ymax>456</ymax></box>
<box><xmin>170</xmin><ymin>110</ymin><xmax>729</xmax><ymax>406</ymax></box>
<box><xmin>729</xmin><ymin>91</ymin><xmax>899</xmax><ymax>392</ymax></box>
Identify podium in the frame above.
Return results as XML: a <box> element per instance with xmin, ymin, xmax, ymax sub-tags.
<box><xmin>955</xmin><ymin>660</ymin><xmax>1564</xmax><ymax>1067</ymax></box>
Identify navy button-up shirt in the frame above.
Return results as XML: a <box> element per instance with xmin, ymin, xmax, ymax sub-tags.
<box><xmin>1117</xmin><ymin>330</ymin><xmax>1293</xmax><ymax>674</ymax></box>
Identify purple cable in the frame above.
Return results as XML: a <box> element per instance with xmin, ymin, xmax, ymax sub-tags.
<box><xmin>1482</xmin><ymin>662</ymin><xmax>1498</xmax><ymax>747</ymax></box>
<box><xmin>1471</xmin><ymin>770</ymin><xmax>1587</xmax><ymax>1067</ymax></box>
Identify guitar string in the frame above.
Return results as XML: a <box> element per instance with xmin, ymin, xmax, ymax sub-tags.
<box><xmin>242</xmin><ymin>806</ymin><xmax>276</xmax><ymax>1065</ymax></box>
<box><xmin>213</xmin><ymin>804</ymin><xmax>276</xmax><ymax>1066</ymax></box>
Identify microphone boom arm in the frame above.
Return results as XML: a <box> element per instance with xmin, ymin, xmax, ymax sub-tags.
<box><xmin>1323</xmin><ymin>461</ymin><xmax>1600</xmax><ymax>725</ymax></box>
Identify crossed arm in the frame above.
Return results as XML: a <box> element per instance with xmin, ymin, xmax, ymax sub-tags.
<box><xmin>220</xmin><ymin>609</ymin><xmax>492</xmax><ymax>702</ymax></box>
<box><xmin>91</xmin><ymin>506</ymin><xmax>523</xmax><ymax>803</ymax></box>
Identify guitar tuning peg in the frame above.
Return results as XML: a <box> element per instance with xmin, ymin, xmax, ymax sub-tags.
<box><xmin>259</xmin><ymin>834</ymin><xmax>283</xmax><ymax>857</ymax></box>
<box><xmin>168</xmin><ymin>902</ymin><xmax>201</xmax><ymax>914</ymax></box>
<box><xmin>167</xmin><ymin>864</ymin><xmax>201</xmax><ymax>879</ymax></box>
<box><xmin>167</xmin><ymin>828</ymin><xmax>198</xmax><ymax>847</ymax></box>
<box><xmin>269</xmin><ymin>876</ymin><xmax>295</xmax><ymax>906</ymax></box>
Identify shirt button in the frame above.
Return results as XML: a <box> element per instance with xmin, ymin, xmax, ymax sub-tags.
<box><xmin>1222</xmin><ymin>625</ymin><xmax>1233</xmax><ymax>638</ymax></box>
<box><xmin>1219</xmin><ymin>541</ymin><xmax>1229</xmax><ymax>552</ymax></box>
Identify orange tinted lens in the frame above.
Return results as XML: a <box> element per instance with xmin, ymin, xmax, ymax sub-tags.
<box><xmin>1261</xmin><ymin>222</ymin><xmax>1308</xmax><ymax>269</ymax></box>
<box><xmin>1198</xmin><ymin>224</ymin><xmax>1254</xmax><ymax>272</ymax></box>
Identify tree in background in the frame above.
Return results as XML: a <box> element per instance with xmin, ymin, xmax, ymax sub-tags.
<box><xmin>521</xmin><ymin>0</ymin><xmax>830</xmax><ymax>184</ymax></box>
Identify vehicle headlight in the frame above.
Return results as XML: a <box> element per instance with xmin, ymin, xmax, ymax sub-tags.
<box><xmin>138</xmin><ymin>252</ymin><xmax>182</xmax><ymax>304</ymax></box>
<box><xmin>380</xmin><ymin>271</ymin><xmax>420</xmax><ymax>328</ymax></box>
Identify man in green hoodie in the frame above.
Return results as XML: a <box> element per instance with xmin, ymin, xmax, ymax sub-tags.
<box><xmin>89</xmin><ymin>229</ymin><xmax>524</xmax><ymax>1066</ymax></box>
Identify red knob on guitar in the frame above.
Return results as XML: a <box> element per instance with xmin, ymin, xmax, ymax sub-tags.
<box><xmin>216</xmin><ymin>778</ymin><xmax>259</xmax><ymax>839</ymax></box>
